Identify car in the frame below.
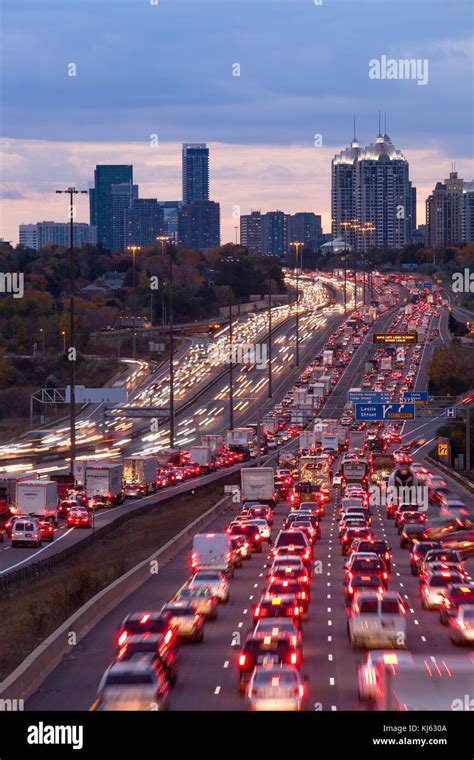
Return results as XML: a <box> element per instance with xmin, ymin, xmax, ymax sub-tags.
<box><xmin>420</xmin><ymin>572</ymin><xmax>465</xmax><ymax>610</ymax></box>
<box><xmin>189</xmin><ymin>570</ymin><xmax>230</xmax><ymax>603</ymax></box>
<box><xmin>116</xmin><ymin>611</ymin><xmax>176</xmax><ymax>652</ymax></box>
<box><xmin>67</xmin><ymin>506</ymin><xmax>92</xmax><ymax>528</ymax></box>
<box><xmin>266</xmin><ymin>578</ymin><xmax>309</xmax><ymax>617</ymax></box>
<box><xmin>227</xmin><ymin>522</ymin><xmax>263</xmax><ymax>553</ymax></box>
<box><xmin>394</xmin><ymin>503</ymin><xmax>421</xmax><ymax>527</ymax></box>
<box><xmin>93</xmin><ymin>657</ymin><xmax>171</xmax><ymax>711</ymax></box>
<box><xmin>247</xmin><ymin>505</ymin><xmax>273</xmax><ymax>525</ymax></box>
<box><xmin>357</xmin><ymin>651</ymin><xmax>414</xmax><ymax>701</ymax></box>
<box><xmin>439</xmin><ymin>583</ymin><xmax>474</xmax><ymax>625</ymax></box>
<box><xmin>246</xmin><ymin>518</ymin><xmax>271</xmax><ymax>543</ymax></box>
<box><xmin>253</xmin><ymin>593</ymin><xmax>303</xmax><ymax>628</ymax></box>
<box><xmin>332</xmin><ymin>472</ymin><xmax>342</xmax><ymax>486</ymax></box>
<box><xmin>115</xmin><ymin>633</ymin><xmax>178</xmax><ymax>685</ymax></box>
<box><xmin>230</xmin><ymin>534</ymin><xmax>250</xmax><ymax>565</ymax></box>
<box><xmin>245</xmin><ymin>664</ymin><xmax>307</xmax><ymax>711</ymax></box>
<box><xmin>57</xmin><ymin>499</ymin><xmax>79</xmax><ymax>518</ymax></box>
<box><xmin>289</xmin><ymin>520</ymin><xmax>317</xmax><ymax>545</ymax></box>
<box><xmin>10</xmin><ymin>517</ymin><xmax>42</xmax><ymax>548</ymax></box>
<box><xmin>440</xmin><ymin>528</ymin><xmax>474</xmax><ymax>558</ymax></box>
<box><xmin>345</xmin><ymin>573</ymin><xmax>385</xmax><ymax>605</ymax></box>
<box><xmin>397</xmin><ymin>511</ymin><xmax>426</xmax><ymax>534</ymax></box>
<box><xmin>174</xmin><ymin>585</ymin><xmax>218</xmax><ymax>620</ymax></box>
<box><xmin>161</xmin><ymin>601</ymin><xmax>205</xmax><ymax>642</ymax></box>
<box><xmin>345</xmin><ymin>556</ymin><xmax>388</xmax><ymax>588</ymax></box>
<box><xmin>237</xmin><ymin>632</ymin><xmax>300</xmax><ymax>691</ymax></box>
<box><xmin>448</xmin><ymin>605</ymin><xmax>474</xmax><ymax>645</ymax></box>
<box><xmin>419</xmin><ymin>560</ymin><xmax>466</xmax><ymax>582</ymax></box>
<box><xmin>350</xmin><ymin>539</ymin><xmax>392</xmax><ymax>571</ymax></box>
<box><xmin>38</xmin><ymin>517</ymin><xmax>55</xmax><ymax>542</ymax></box>
<box><xmin>409</xmin><ymin>541</ymin><xmax>440</xmax><ymax>575</ymax></box>
<box><xmin>347</xmin><ymin>591</ymin><xmax>407</xmax><ymax>650</ymax></box>
<box><xmin>341</xmin><ymin>527</ymin><xmax>373</xmax><ymax>554</ymax></box>
<box><xmin>399</xmin><ymin>523</ymin><xmax>427</xmax><ymax>548</ymax></box>
<box><xmin>272</xmin><ymin>530</ymin><xmax>311</xmax><ymax>557</ymax></box>
<box><xmin>252</xmin><ymin>618</ymin><xmax>303</xmax><ymax>657</ymax></box>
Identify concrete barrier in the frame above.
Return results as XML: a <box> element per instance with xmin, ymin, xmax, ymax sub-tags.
<box><xmin>425</xmin><ymin>456</ymin><xmax>474</xmax><ymax>494</ymax></box>
<box><xmin>0</xmin><ymin>495</ymin><xmax>231</xmax><ymax>701</ymax></box>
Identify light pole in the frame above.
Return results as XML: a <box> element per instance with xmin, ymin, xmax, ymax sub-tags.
<box><xmin>290</xmin><ymin>241</ymin><xmax>303</xmax><ymax>367</ymax></box>
<box><xmin>55</xmin><ymin>186</ymin><xmax>88</xmax><ymax>476</ymax></box>
<box><xmin>61</xmin><ymin>330</ymin><xmax>66</xmax><ymax>353</ymax></box>
<box><xmin>341</xmin><ymin>221</ymin><xmax>351</xmax><ymax>312</ymax></box>
<box><xmin>39</xmin><ymin>328</ymin><xmax>45</xmax><ymax>356</ymax></box>
<box><xmin>228</xmin><ymin>268</ymin><xmax>234</xmax><ymax>430</ymax></box>
<box><xmin>268</xmin><ymin>270</ymin><xmax>272</xmax><ymax>398</ymax></box>
<box><xmin>155</xmin><ymin>236</ymin><xmax>169</xmax><ymax>331</ymax></box>
<box><xmin>127</xmin><ymin>245</ymin><xmax>141</xmax><ymax>359</ymax></box>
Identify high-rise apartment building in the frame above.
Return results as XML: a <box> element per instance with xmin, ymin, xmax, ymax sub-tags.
<box><xmin>287</xmin><ymin>212</ymin><xmax>322</xmax><ymax>252</ymax></box>
<box><xmin>262</xmin><ymin>211</ymin><xmax>288</xmax><ymax>258</ymax></box>
<box><xmin>19</xmin><ymin>222</ymin><xmax>96</xmax><ymax>250</ymax></box>
<box><xmin>89</xmin><ymin>165</ymin><xmax>133</xmax><ymax>249</ymax></box>
<box><xmin>240</xmin><ymin>211</ymin><xmax>263</xmax><ymax>253</ymax></box>
<box><xmin>425</xmin><ymin>171</ymin><xmax>471</xmax><ymax>247</ymax></box>
<box><xmin>182</xmin><ymin>143</ymin><xmax>209</xmax><ymax>204</ymax></box>
<box><xmin>110</xmin><ymin>182</ymin><xmax>138</xmax><ymax>251</ymax></box>
<box><xmin>178</xmin><ymin>200</ymin><xmax>220</xmax><ymax>250</ymax></box>
<box><xmin>124</xmin><ymin>199</ymin><xmax>165</xmax><ymax>248</ymax></box>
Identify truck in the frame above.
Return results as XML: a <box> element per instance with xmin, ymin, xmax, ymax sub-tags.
<box><xmin>74</xmin><ymin>459</ymin><xmax>97</xmax><ymax>487</ymax></box>
<box><xmin>49</xmin><ymin>472</ymin><xmax>75</xmax><ymax>501</ymax></box>
<box><xmin>191</xmin><ymin>533</ymin><xmax>234</xmax><ymax>576</ymax></box>
<box><xmin>319</xmin><ymin>375</ymin><xmax>331</xmax><ymax>394</ymax></box>
<box><xmin>156</xmin><ymin>448</ymin><xmax>181</xmax><ymax>467</ymax></box>
<box><xmin>200</xmin><ymin>435</ymin><xmax>224</xmax><ymax>455</ymax></box>
<box><xmin>335</xmin><ymin>424</ymin><xmax>348</xmax><ymax>450</ymax></box>
<box><xmin>15</xmin><ymin>480</ymin><xmax>58</xmax><ymax>523</ymax></box>
<box><xmin>226</xmin><ymin>428</ymin><xmax>251</xmax><ymax>460</ymax></box>
<box><xmin>375</xmin><ymin>655</ymin><xmax>474</xmax><ymax>711</ymax></box>
<box><xmin>261</xmin><ymin>418</ymin><xmax>278</xmax><ymax>436</ymax></box>
<box><xmin>188</xmin><ymin>445</ymin><xmax>216</xmax><ymax>473</ymax></box>
<box><xmin>322</xmin><ymin>350</ymin><xmax>334</xmax><ymax>367</ymax></box>
<box><xmin>290</xmin><ymin>409</ymin><xmax>305</xmax><ymax>425</ymax></box>
<box><xmin>299</xmin><ymin>430</ymin><xmax>316</xmax><ymax>452</ymax></box>
<box><xmin>85</xmin><ymin>462</ymin><xmax>124</xmax><ymax>508</ymax></box>
<box><xmin>123</xmin><ymin>456</ymin><xmax>158</xmax><ymax>497</ymax></box>
<box><xmin>240</xmin><ymin>467</ymin><xmax>275</xmax><ymax>508</ymax></box>
<box><xmin>380</xmin><ymin>357</ymin><xmax>392</xmax><ymax>372</ymax></box>
<box><xmin>348</xmin><ymin>430</ymin><xmax>365</xmax><ymax>454</ymax></box>
<box><xmin>311</xmin><ymin>382</ymin><xmax>326</xmax><ymax>399</ymax></box>
<box><xmin>321</xmin><ymin>433</ymin><xmax>339</xmax><ymax>455</ymax></box>
<box><xmin>0</xmin><ymin>472</ymin><xmax>38</xmax><ymax>523</ymax></box>
<box><xmin>293</xmin><ymin>388</ymin><xmax>307</xmax><ymax>407</ymax></box>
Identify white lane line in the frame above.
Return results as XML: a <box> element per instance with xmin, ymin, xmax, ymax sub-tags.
<box><xmin>223</xmin><ymin>661</ymin><xmax>229</xmax><ymax>668</ymax></box>
<box><xmin>421</xmin><ymin>636</ymin><xmax>427</xmax><ymax>642</ymax></box>
<box><xmin>238</xmin><ymin>622</ymin><xmax>243</xmax><ymax>628</ymax></box>
<box><xmin>328</xmin><ymin>619</ymin><xmax>333</xmax><ymax>626</ymax></box>
<box><xmin>328</xmin><ymin>635</ymin><xmax>332</xmax><ymax>642</ymax></box>
<box><xmin>327</xmin><ymin>607</ymin><xmax>332</xmax><ymax>613</ymax></box>
<box><xmin>331</xmin><ymin>705</ymin><xmax>337</xmax><ymax>711</ymax></box>
<box><xmin>243</xmin><ymin>609</ymin><xmax>248</xmax><ymax>614</ymax></box>
<box><xmin>329</xmin><ymin>677</ymin><xmax>335</xmax><ymax>686</ymax></box>
<box><xmin>414</xmin><ymin>619</ymin><xmax>419</xmax><ymax>625</ymax></box>
<box><xmin>214</xmin><ymin>686</ymin><xmax>221</xmax><ymax>695</ymax></box>
<box><xmin>0</xmin><ymin>527</ymin><xmax>75</xmax><ymax>573</ymax></box>
<box><xmin>328</xmin><ymin>654</ymin><xmax>333</xmax><ymax>661</ymax></box>
<box><xmin>249</xmin><ymin>595</ymin><xmax>254</xmax><ymax>600</ymax></box>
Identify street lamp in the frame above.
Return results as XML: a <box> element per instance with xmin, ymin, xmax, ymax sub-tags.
<box><xmin>340</xmin><ymin>221</ymin><xmax>352</xmax><ymax>312</ymax></box>
<box><xmin>167</xmin><ymin>241</ymin><xmax>175</xmax><ymax>448</ymax></box>
<box><xmin>55</xmin><ymin>186</ymin><xmax>87</xmax><ymax>476</ymax></box>
<box><xmin>290</xmin><ymin>241</ymin><xmax>304</xmax><ymax>367</ymax></box>
<box><xmin>268</xmin><ymin>270</ymin><xmax>273</xmax><ymax>398</ymax></box>
<box><xmin>127</xmin><ymin>245</ymin><xmax>141</xmax><ymax>359</ymax></box>
<box><xmin>61</xmin><ymin>330</ymin><xmax>66</xmax><ymax>353</ymax></box>
<box><xmin>39</xmin><ymin>328</ymin><xmax>45</xmax><ymax>356</ymax></box>
<box><xmin>155</xmin><ymin>236</ymin><xmax>169</xmax><ymax>329</ymax></box>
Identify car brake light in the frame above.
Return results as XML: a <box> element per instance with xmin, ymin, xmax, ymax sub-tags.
<box><xmin>117</xmin><ymin>631</ymin><xmax>128</xmax><ymax>646</ymax></box>
<box><xmin>139</xmin><ymin>614</ymin><xmax>150</xmax><ymax>624</ymax></box>
<box><xmin>164</xmin><ymin>629</ymin><xmax>173</xmax><ymax>645</ymax></box>
<box><xmin>290</xmin><ymin>652</ymin><xmax>298</xmax><ymax>665</ymax></box>
<box><xmin>239</xmin><ymin>654</ymin><xmax>247</xmax><ymax>667</ymax></box>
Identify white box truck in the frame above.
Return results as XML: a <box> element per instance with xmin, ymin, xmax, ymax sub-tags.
<box><xmin>299</xmin><ymin>430</ymin><xmax>316</xmax><ymax>452</ymax></box>
<box><xmin>262</xmin><ymin>418</ymin><xmax>278</xmax><ymax>436</ymax></box>
<box><xmin>319</xmin><ymin>375</ymin><xmax>332</xmax><ymax>393</ymax></box>
<box><xmin>189</xmin><ymin>445</ymin><xmax>216</xmax><ymax>473</ymax></box>
<box><xmin>293</xmin><ymin>388</ymin><xmax>307</xmax><ymax>406</ymax></box>
<box><xmin>321</xmin><ymin>433</ymin><xmax>339</xmax><ymax>455</ymax></box>
<box><xmin>191</xmin><ymin>533</ymin><xmax>233</xmax><ymax>576</ymax></box>
<box><xmin>348</xmin><ymin>430</ymin><xmax>365</xmax><ymax>454</ymax></box>
<box><xmin>0</xmin><ymin>472</ymin><xmax>38</xmax><ymax>521</ymax></box>
<box><xmin>123</xmin><ymin>456</ymin><xmax>158</xmax><ymax>497</ymax></box>
<box><xmin>201</xmin><ymin>434</ymin><xmax>224</xmax><ymax>455</ymax></box>
<box><xmin>322</xmin><ymin>350</ymin><xmax>334</xmax><ymax>367</ymax></box>
<box><xmin>241</xmin><ymin>467</ymin><xmax>275</xmax><ymax>507</ymax></box>
<box><xmin>16</xmin><ymin>480</ymin><xmax>58</xmax><ymax>522</ymax></box>
<box><xmin>85</xmin><ymin>462</ymin><xmax>123</xmax><ymax>507</ymax></box>
<box><xmin>226</xmin><ymin>428</ymin><xmax>251</xmax><ymax>459</ymax></box>
<box><xmin>311</xmin><ymin>382</ymin><xmax>326</xmax><ymax>399</ymax></box>
<box><xmin>380</xmin><ymin>357</ymin><xmax>392</xmax><ymax>372</ymax></box>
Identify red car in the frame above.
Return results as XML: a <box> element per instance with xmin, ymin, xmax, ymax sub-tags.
<box><xmin>38</xmin><ymin>518</ymin><xmax>55</xmax><ymax>542</ymax></box>
<box><xmin>67</xmin><ymin>507</ymin><xmax>92</xmax><ymax>528</ymax></box>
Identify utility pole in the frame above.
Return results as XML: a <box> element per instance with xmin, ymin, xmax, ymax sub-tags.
<box><xmin>168</xmin><ymin>242</ymin><xmax>175</xmax><ymax>448</ymax></box>
<box><xmin>55</xmin><ymin>187</ymin><xmax>87</xmax><ymax>476</ymax></box>
<box><xmin>127</xmin><ymin>245</ymin><xmax>141</xmax><ymax>359</ymax></box>
<box><xmin>341</xmin><ymin>221</ymin><xmax>351</xmax><ymax>312</ymax></box>
<box><xmin>228</xmin><ymin>280</ymin><xmax>234</xmax><ymax>429</ymax></box>
<box><xmin>466</xmin><ymin>407</ymin><xmax>471</xmax><ymax>472</ymax></box>
<box><xmin>290</xmin><ymin>241</ymin><xmax>303</xmax><ymax>366</ymax></box>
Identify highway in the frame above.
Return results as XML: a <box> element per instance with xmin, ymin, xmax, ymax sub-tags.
<box><xmin>24</xmin><ymin>280</ymin><xmax>474</xmax><ymax>713</ymax></box>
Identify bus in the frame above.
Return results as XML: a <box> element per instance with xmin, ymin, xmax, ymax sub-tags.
<box><xmin>341</xmin><ymin>456</ymin><xmax>369</xmax><ymax>489</ymax></box>
<box><xmin>370</xmin><ymin>452</ymin><xmax>395</xmax><ymax>484</ymax></box>
<box><xmin>299</xmin><ymin>455</ymin><xmax>331</xmax><ymax>501</ymax></box>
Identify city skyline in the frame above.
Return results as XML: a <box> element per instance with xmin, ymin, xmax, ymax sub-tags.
<box><xmin>1</xmin><ymin>0</ymin><xmax>472</xmax><ymax>245</ymax></box>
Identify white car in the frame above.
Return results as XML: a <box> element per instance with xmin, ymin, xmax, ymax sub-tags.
<box><xmin>245</xmin><ymin>664</ymin><xmax>307</xmax><ymax>711</ymax></box>
<box><xmin>358</xmin><ymin>651</ymin><xmax>413</xmax><ymax>701</ymax></box>
<box><xmin>246</xmin><ymin>518</ymin><xmax>271</xmax><ymax>541</ymax></box>
<box><xmin>332</xmin><ymin>472</ymin><xmax>342</xmax><ymax>486</ymax></box>
<box><xmin>449</xmin><ymin>604</ymin><xmax>474</xmax><ymax>645</ymax></box>
<box><xmin>161</xmin><ymin>601</ymin><xmax>205</xmax><ymax>642</ymax></box>
<box><xmin>93</xmin><ymin>658</ymin><xmax>171</xmax><ymax>711</ymax></box>
<box><xmin>189</xmin><ymin>570</ymin><xmax>230</xmax><ymax>603</ymax></box>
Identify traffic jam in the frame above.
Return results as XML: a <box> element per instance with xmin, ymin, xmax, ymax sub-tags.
<box><xmin>86</xmin><ymin>284</ymin><xmax>474</xmax><ymax>711</ymax></box>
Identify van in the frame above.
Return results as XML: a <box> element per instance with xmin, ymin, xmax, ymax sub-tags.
<box><xmin>191</xmin><ymin>533</ymin><xmax>233</xmax><ymax>576</ymax></box>
<box><xmin>11</xmin><ymin>518</ymin><xmax>42</xmax><ymax>548</ymax></box>
<box><xmin>348</xmin><ymin>591</ymin><xmax>407</xmax><ymax>650</ymax></box>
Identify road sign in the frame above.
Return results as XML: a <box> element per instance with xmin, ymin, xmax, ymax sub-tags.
<box><xmin>373</xmin><ymin>332</ymin><xmax>418</xmax><ymax>345</ymax></box>
<box><xmin>445</xmin><ymin>407</ymin><xmax>456</xmax><ymax>418</ymax></box>
<box><xmin>402</xmin><ymin>391</ymin><xmax>428</xmax><ymax>403</ymax></box>
<box><xmin>423</xmin><ymin>283</ymin><xmax>432</xmax><ymax>289</ymax></box>
<box><xmin>65</xmin><ymin>386</ymin><xmax>127</xmax><ymax>404</ymax></box>
<box><xmin>355</xmin><ymin>403</ymin><xmax>416</xmax><ymax>421</ymax></box>
<box><xmin>438</xmin><ymin>443</ymin><xmax>448</xmax><ymax>456</ymax></box>
<box><xmin>349</xmin><ymin>391</ymin><xmax>391</xmax><ymax>404</ymax></box>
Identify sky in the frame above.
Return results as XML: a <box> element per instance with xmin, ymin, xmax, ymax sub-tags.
<box><xmin>1</xmin><ymin>0</ymin><xmax>473</xmax><ymax>244</ymax></box>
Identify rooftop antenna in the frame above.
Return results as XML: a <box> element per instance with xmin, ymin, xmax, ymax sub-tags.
<box><xmin>378</xmin><ymin>109</ymin><xmax>381</xmax><ymax>134</ymax></box>
<box><xmin>353</xmin><ymin>115</ymin><xmax>356</xmax><ymax>141</ymax></box>
<box><xmin>384</xmin><ymin>112</ymin><xmax>387</xmax><ymax>134</ymax></box>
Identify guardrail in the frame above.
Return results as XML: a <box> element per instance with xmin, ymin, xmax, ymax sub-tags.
<box><xmin>425</xmin><ymin>455</ymin><xmax>474</xmax><ymax>494</ymax></box>
<box><xmin>0</xmin><ymin>493</ymin><xmax>232</xmax><ymax>701</ymax></box>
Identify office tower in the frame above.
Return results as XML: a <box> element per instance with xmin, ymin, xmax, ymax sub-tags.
<box><xmin>240</xmin><ymin>211</ymin><xmax>263</xmax><ymax>253</ymax></box>
<box><xmin>463</xmin><ymin>181</ymin><xmax>474</xmax><ymax>243</ymax></box>
<box><xmin>261</xmin><ymin>211</ymin><xmax>288</xmax><ymax>258</ymax></box>
<box><xmin>157</xmin><ymin>201</ymin><xmax>183</xmax><ymax>244</ymax></box>
<box><xmin>287</xmin><ymin>212</ymin><xmax>322</xmax><ymax>252</ymax></box>
<box><xmin>332</xmin><ymin>127</ymin><xmax>411</xmax><ymax>251</ymax></box>
<box><xmin>182</xmin><ymin>143</ymin><xmax>209</xmax><ymax>204</ymax></box>
<box><xmin>89</xmin><ymin>165</ymin><xmax>133</xmax><ymax>249</ymax></box>
<box><xmin>19</xmin><ymin>222</ymin><xmax>96</xmax><ymax>250</ymax></box>
<box><xmin>19</xmin><ymin>224</ymin><xmax>38</xmax><ymax>249</ymax></box>
<box><xmin>124</xmin><ymin>199</ymin><xmax>165</xmax><ymax>248</ymax></box>
<box><xmin>110</xmin><ymin>183</ymin><xmax>138</xmax><ymax>251</ymax></box>
<box><xmin>178</xmin><ymin>200</ymin><xmax>220</xmax><ymax>249</ymax></box>
<box><xmin>425</xmin><ymin>171</ymin><xmax>466</xmax><ymax>247</ymax></box>
<box><xmin>407</xmin><ymin>183</ymin><xmax>417</xmax><ymax>241</ymax></box>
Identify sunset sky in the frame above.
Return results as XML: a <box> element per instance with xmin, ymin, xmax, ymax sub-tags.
<box><xmin>1</xmin><ymin>0</ymin><xmax>472</xmax><ymax>245</ymax></box>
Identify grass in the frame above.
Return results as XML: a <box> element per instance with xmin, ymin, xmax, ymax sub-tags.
<box><xmin>0</xmin><ymin>475</ymin><xmax>239</xmax><ymax>680</ymax></box>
